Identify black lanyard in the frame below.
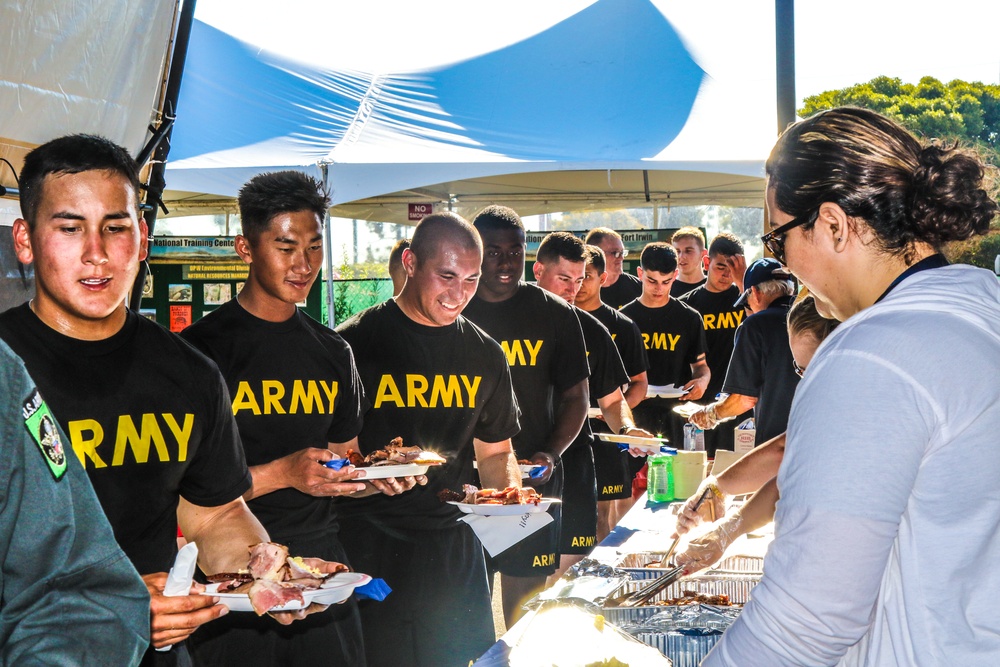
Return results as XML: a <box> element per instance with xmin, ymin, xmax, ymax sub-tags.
<box><xmin>874</xmin><ymin>253</ymin><xmax>949</xmax><ymax>304</ymax></box>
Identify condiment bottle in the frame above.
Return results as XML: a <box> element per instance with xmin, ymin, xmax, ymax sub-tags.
<box><xmin>646</xmin><ymin>452</ymin><xmax>675</xmax><ymax>503</ymax></box>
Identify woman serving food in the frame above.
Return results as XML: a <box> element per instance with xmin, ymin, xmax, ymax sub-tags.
<box><xmin>704</xmin><ymin>107</ymin><xmax>1000</xmax><ymax>666</ymax></box>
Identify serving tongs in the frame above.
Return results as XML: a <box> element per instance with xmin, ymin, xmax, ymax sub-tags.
<box><xmin>615</xmin><ymin>564</ymin><xmax>686</xmax><ymax>607</ymax></box>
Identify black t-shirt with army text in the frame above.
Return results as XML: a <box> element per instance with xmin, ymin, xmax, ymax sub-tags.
<box><xmin>586</xmin><ymin>303</ymin><xmax>649</xmax><ymax>379</ymax></box>
<box><xmin>671</xmin><ymin>276</ymin><xmax>707</xmax><ymax>299</ymax></box>
<box><xmin>576</xmin><ymin>308</ymin><xmax>629</xmax><ymax>407</ymax></box>
<box><xmin>620</xmin><ymin>298</ymin><xmax>706</xmax><ymax>387</ymax></box>
<box><xmin>181</xmin><ymin>299</ymin><xmax>367</xmax><ymax>543</ymax></box>
<box><xmin>0</xmin><ymin>304</ymin><xmax>251</xmax><ymax>575</ymax></box>
<box><xmin>678</xmin><ymin>285</ymin><xmax>745</xmax><ymax>398</ymax></box>
<box><xmin>463</xmin><ymin>284</ymin><xmax>590</xmax><ymax>459</ymax></box>
<box><xmin>336</xmin><ymin>300</ymin><xmax>520</xmax><ymax>530</ymax></box>
<box><xmin>600</xmin><ymin>272</ymin><xmax>643</xmax><ymax>310</ymax></box>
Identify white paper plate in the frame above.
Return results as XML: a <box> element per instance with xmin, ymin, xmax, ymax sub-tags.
<box><xmin>671</xmin><ymin>401</ymin><xmax>703</xmax><ymax>418</ymax></box>
<box><xmin>207</xmin><ymin>572</ymin><xmax>371</xmax><ymax>612</ymax></box>
<box><xmin>473</xmin><ymin>461</ymin><xmax>542</xmax><ymax>479</ymax></box>
<box><xmin>448</xmin><ymin>498</ymin><xmax>559</xmax><ymax>516</ymax></box>
<box><xmin>587</xmin><ymin>407</ymin><xmax>603</xmax><ymax>419</ymax></box>
<box><xmin>357</xmin><ymin>463</ymin><xmax>431</xmax><ymax>479</ymax></box>
<box><xmin>596</xmin><ymin>433</ymin><xmax>669</xmax><ymax>453</ymax></box>
<box><xmin>646</xmin><ymin>384</ymin><xmax>689</xmax><ymax>399</ymax></box>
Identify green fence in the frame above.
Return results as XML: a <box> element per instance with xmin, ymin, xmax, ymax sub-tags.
<box><xmin>324</xmin><ymin>278</ymin><xmax>393</xmax><ymax>326</ymax></box>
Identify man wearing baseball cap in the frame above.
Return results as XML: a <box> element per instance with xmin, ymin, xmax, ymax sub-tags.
<box><xmin>688</xmin><ymin>258</ymin><xmax>800</xmax><ymax>446</ymax></box>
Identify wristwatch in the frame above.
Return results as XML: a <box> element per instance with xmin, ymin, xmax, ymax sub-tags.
<box><xmin>619</xmin><ymin>424</ymin><xmax>634</xmax><ymax>435</ymax></box>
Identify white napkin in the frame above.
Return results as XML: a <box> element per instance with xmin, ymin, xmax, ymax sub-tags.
<box><xmin>459</xmin><ymin>512</ymin><xmax>553</xmax><ymax>557</ymax></box>
<box><xmin>156</xmin><ymin>541</ymin><xmax>199</xmax><ymax>652</ymax></box>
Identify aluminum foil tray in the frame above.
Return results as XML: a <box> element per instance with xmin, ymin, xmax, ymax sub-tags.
<box><xmin>633</xmin><ymin>632</ymin><xmax>720</xmax><ymax>667</ymax></box>
<box><xmin>616</xmin><ymin>552</ymin><xmax>764</xmax><ymax>580</ymax></box>
<box><xmin>602</xmin><ymin>573</ymin><xmax>761</xmax><ymax>625</ymax></box>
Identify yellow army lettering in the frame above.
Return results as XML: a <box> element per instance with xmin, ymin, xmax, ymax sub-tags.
<box><xmin>373</xmin><ymin>374</ymin><xmax>481</xmax><ymax>409</ymax></box>
<box><xmin>499</xmin><ymin>340</ymin><xmax>544</xmax><ymax>366</ymax></box>
<box><xmin>571</xmin><ymin>536</ymin><xmax>597</xmax><ymax>548</ymax></box>
<box><xmin>602</xmin><ymin>484</ymin><xmax>624</xmax><ymax>495</ymax></box>
<box><xmin>67</xmin><ymin>413</ymin><xmax>194</xmax><ymax>469</ymax></box>
<box><xmin>641</xmin><ymin>332</ymin><xmax>681</xmax><ymax>351</ymax></box>
<box><xmin>532</xmin><ymin>553</ymin><xmax>556</xmax><ymax>567</ymax></box>
<box><xmin>703</xmin><ymin>311</ymin><xmax>744</xmax><ymax>330</ymax></box>
<box><xmin>232</xmin><ymin>380</ymin><xmax>339</xmax><ymax>415</ymax></box>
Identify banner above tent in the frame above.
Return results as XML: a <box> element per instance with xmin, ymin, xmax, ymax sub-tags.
<box><xmin>164</xmin><ymin>0</ymin><xmax>778</xmax><ymax>221</ymax></box>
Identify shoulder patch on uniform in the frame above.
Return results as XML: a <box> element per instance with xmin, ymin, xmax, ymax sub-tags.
<box><xmin>22</xmin><ymin>388</ymin><xmax>67</xmax><ymax>481</ymax></box>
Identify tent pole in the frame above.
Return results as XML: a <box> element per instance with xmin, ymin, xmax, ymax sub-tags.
<box><xmin>322</xmin><ymin>163</ymin><xmax>335</xmax><ymax>326</ymax></box>
<box><xmin>775</xmin><ymin>0</ymin><xmax>796</xmax><ymax>134</ymax></box>
<box><xmin>130</xmin><ymin>0</ymin><xmax>198</xmax><ymax>311</ymax></box>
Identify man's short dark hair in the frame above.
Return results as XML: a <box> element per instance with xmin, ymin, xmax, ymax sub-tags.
<box><xmin>389</xmin><ymin>238</ymin><xmax>411</xmax><ymax>269</ymax></box>
<box><xmin>19</xmin><ymin>134</ymin><xmax>141</xmax><ymax>227</ymax></box>
<box><xmin>410</xmin><ymin>212</ymin><xmax>481</xmax><ymax>261</ymax></box>
<box><xmin>584</xmin><ymin>227</ymin><xmax>621</xmax><ymax>246</ymax></box>
<box><xmin>584</xmin><ymin>244</ymin><xmax>606</xmax><ymax>274</ymax></box>
<box><xmin>472</xmin><ymin>205</ymin><xmax>524</xmax><ymax>234</ymax></box>
<box><xmin>536</xmin><ymin>232</ymin><xmax>586</xmax><ymax>265</ymax></box>
<box><xmin>639</xmin><ymin>242</ymin><xmax>677</xmax><ymax>274</ymax></box>
<box><xmin>238</xmin><ymin>171</ymin><xmax>330</xmax><ymax>243</ymax></box>
<box><xmin>708</xmin><ymin>233</ymin><xmax>744</xmax><ymax>258</ymax></box>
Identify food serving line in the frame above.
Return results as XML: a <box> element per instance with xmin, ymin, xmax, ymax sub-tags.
<box><xmin>472</xmin><ymin>474</ymin><xmax>773</xmax><ymax>667</ymax></box>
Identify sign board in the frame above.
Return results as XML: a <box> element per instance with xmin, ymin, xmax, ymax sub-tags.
<box><xmin>408</xmin><ymin>203</ymin><xmax>433</xmax><ymax>221</ymax></box>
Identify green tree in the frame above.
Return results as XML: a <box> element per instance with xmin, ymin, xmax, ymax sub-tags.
<box><xmin>800</xmin><ymin>76</ymin><xmax>1000</xmax><ymax>164</ymax></box>
<box><xmin>332</xmin><ymin>252</ymin><xmax>391</xmax><ymax>325</ymax></box>
<box><xmin>717</xmin><ymin>207</ymin><xmax>765</xmax><ymax>247</ymax></box>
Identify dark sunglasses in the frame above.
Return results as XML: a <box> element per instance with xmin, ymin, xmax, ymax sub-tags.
<box><xmin>761</xmin><ymin>210</ymin><xmax>816</xmax><ymax>265</ymax></box>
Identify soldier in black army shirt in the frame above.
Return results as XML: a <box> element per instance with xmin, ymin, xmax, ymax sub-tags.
<box><xmin>337</xmin><ymin>213</ymin><xmax>521</xmax><ymax>667</ymax></box>
<box><xmin>622</xmin><ymin>243</ymin><xmax>710</xmax><ymax>449</ymax></box>
<box><xmin>585</xmin><ymin>227</ymin><xmax>642</xmax><ymax>309</ymax></box>
<box><xmin>678</xmin><ymin>233</ymin><xmax>751</xmax><ymax>455</ymax></box>
<box><xmin>463</xmin><ymin>207</ymin><xmax>589</xmax><ymax>626</ymax></box>
<box><xmin>575</xmin><ymin>244</ymin><xmax>651</xmax><ymax>536</ymax></box>
<box><xmin>532</xmin><ymin>232</ymin><xmax>653</xmax><ymax>580</ymax></box>
<box><xmin>0</xmin><ymin>134</ymin><xmax>304</xmax><ymax>666</ymax></box>
<box><xmin>181</xmin><ymin>171</ymin><xmax>413</xmax><ymax>665</ymax></box>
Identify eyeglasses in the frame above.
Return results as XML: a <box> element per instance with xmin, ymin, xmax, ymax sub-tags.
<box><xmin>792</xmin><ymin>359</ymin><xmax>806</xmax><ymax>378</ymax></box>
<box><xmin>606</xmin><ymin>249</ymin><xmax>629</xmax><ymax>259</ymax></box>
<box><xmin>761</xmin><ymin>210</ymin><xmax>816</xmax><ymax>265</ymax></box>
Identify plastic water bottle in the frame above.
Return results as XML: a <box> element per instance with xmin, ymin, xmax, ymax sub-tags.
<box><xmin>683</xmin><ymin>423</ymin><xmax>705</xmax><ymax>451</ymax></box>
<box><xmin>646</xmin><ymin>453</ymin><xmax>675</xmax><ymax>503</ymax></box>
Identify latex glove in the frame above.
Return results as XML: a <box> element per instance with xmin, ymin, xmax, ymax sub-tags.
<box><xmin>674</xmin><ymin>511</ymin><xmax>744</xmax><ymax>575</ymax></box>
<box><xmin>673</xmin><ymin>475</ymin><xmax>727</xmax><ymax>537</ymax></box>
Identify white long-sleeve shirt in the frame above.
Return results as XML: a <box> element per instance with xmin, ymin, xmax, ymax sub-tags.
<box><xmin>704</xmin><ymin>264</ymin><xmax>1000</xmax><ymax>666</ymax></box>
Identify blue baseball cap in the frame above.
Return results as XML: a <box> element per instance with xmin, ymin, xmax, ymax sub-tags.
<box><xmin>734</xmin><ymin>258</ymin><xmax>792</xmax><ymax>308</ymax></box>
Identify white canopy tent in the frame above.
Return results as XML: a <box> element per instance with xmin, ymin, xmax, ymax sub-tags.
<box><xmin>0</xmin><ymin>0</ymin><xmax>177</xmax><ymax>310</ymax></box>
<box><xmin>0</xmin><ymin>0</ymin><xmax>175</xmax><ymax>191</ymax></box>
<box><xmin>163</xmin><ymin>0</ymin><xmax>778</xmax><ymax>223</ymax></box>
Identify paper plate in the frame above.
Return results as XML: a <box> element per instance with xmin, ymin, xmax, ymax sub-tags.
<box><xmin>473</xmin><ymin>461</ymin><xmax>544</xmax><ymax>479</ymax></box>
<box><xmin>596</xmin><ymin>433</ymin><xmax>669</xmax><ymax>454</ymax></box>
<box><xmin>646</xmin><ymin>384</ymin><xmax>689</xmax><ymax>399</ymax></box>
<box><xmin>587</xmin><ymin>407</ymin><xmax>603</xmax><ymax>419</ymax></box>
<box><xmin>448</xmin><ymin>498</ymin><xmax>559</xmax><ymax>516</ymax></box>
<box><xmin>356</xmin><ymin>463</ymin><xmax>430</xmax><ymax>479</ymax></box>
<box><xmin>207</xmin><ymin>572</ymin><xmax>371</xmax><ymax>613</ymax></box>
